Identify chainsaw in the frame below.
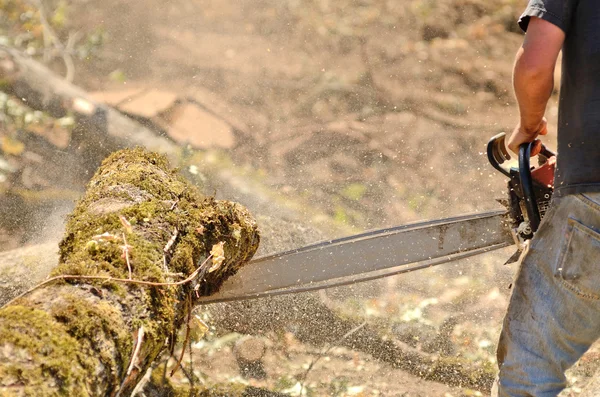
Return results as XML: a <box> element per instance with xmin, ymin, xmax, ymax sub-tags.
<box><xmin>198</xmin><ymin>133</ymin><xmax>557</xmax><ymax>304</ymax></box>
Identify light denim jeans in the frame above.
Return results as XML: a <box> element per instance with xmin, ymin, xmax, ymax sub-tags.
<box><xmin>493</xmin><ymin>192</ymin><xmax>600</xmax><ymax>397</ymax></box>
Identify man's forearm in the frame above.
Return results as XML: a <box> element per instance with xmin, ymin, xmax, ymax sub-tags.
<box><xmin>513</xmin><ymin>46</ymin><xmax>555</xmax><ymax>134</ymax></box>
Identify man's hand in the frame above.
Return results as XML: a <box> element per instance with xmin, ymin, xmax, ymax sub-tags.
<box><xmin>508</xmin><ymin>118</ymin><xmax>548</xmax><ymax>155</ymax></box>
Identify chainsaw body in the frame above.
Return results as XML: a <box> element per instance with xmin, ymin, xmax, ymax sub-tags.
<box><xmin>487</xmin><ymin>133</ymin><xmax>556</xmax><ymax>242</ymax></box>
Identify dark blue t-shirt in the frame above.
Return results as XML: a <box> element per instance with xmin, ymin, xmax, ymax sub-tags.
<box><xmin>519</xmin><ymin>0</ymin><xmax>600</xmax><ymax>196</ymax></box>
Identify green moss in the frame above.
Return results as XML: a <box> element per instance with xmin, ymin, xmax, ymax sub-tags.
<box><xmin>49</xmin><ymin>293</ymin><xmax>132</xmax><ymax>379</ymax></box>
<box><xmin>341</xmin><ymin>183</ymin><xmax>367</xmax><ymax>201</ymax></box>
<box><xmin>0</xmin><ymin>306</ymin><xmax>95</xmax><ymax>396</ymax></box>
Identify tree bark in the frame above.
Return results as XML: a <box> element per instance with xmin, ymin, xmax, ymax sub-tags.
<box><xmin>0</xmin><ymin>148</ymin><xmax>259</xmax><ymax>396</ymax></box>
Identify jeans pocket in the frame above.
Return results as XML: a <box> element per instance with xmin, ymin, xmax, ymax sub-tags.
<box><xmin>581</xmin><ymin>192</ymin><xmax>600</xmax><ymax>210</ymax></box>
<box><xmin>556</xmin><ymin>218</ymin><xmax>600</xmax><ymax>300</ymax></box>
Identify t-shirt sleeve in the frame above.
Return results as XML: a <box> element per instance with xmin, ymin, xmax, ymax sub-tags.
<box><xmin>518</xmin><ymin>0</ymin><xmax>578</xmax><ymax>33</ymax></box>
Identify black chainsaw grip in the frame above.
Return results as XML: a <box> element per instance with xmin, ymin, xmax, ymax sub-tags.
<box><xmin>519</xmin><ymin>142</ymin><xmax>541</xmax><ymax>232</ymax></box>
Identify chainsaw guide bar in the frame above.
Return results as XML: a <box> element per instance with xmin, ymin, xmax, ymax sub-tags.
<box><xmin>198</xmin><ymin>210</ymin><xmax>512</xmax><ymax>304</ymax></box>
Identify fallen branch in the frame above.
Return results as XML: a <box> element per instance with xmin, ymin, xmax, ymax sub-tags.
<box><xmin>0</xmin><ymin>148</ymin><xmax>259</xmax><ymax>396</ymax></box>
<box><xmin>0</xmin><ymin>45</ymin><xmax>178</xmax><ymax>158</ymax></box>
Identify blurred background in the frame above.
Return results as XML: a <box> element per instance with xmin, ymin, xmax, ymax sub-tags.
<box><xmin>1</xmin><ymin>1</ymin><xmax>595</xmax><ymax>396</ymax></box>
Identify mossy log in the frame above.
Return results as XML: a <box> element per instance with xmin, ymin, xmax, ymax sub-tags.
<box><xmin>0</xmin><ymin>148</ymin><xmax>259</xmax><ymax>396</ymax></box>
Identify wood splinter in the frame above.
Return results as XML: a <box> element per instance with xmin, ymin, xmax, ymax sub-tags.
<box><xmin>163</xmin><ymin>228</ymin><xmax>179</xmax><ymax>272</ymax></box>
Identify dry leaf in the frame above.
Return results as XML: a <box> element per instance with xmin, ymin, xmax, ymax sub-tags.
<box><xmin>189</xmin><ymin>314</ymin><xmax>210</xmax><ymax>343</ymax></box>
<box><xmin>209</xmin><ymin>241</ymin><xmax>225</xmax><ymax>273</ymax></box>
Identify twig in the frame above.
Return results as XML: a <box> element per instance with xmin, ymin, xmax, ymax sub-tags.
<box><xmin>117</xmin><ymin>326</ymin><xmax>145</xmax><ymax>396</ymax></box>
<box><xmin>122</xmin><ymin>233</ymin><xmax>133</xmax><ymax>279</ymax></box>
<box><xmin>116</xmin><ymin>325</ymin><xmax>145</xmax><ymax>397</ymax></box>
<box><xmin>164</xmin><ymin>228</ymin><xmax>178</xmax><ymax>253</ymax></box>
<box><xmin>170</xmin><ymin>296</ymin><xmax>192</xmax><ymax>377</ymax></box>
<box><xmin>188</xmin><ymin>322</ymin><xmax>196</xmax><ymax>390</ymax></box>
<box><xmin>128</xmin><ymin>326</ymin><xmax>145</xmax><ymax>376</ymax></box>
<box><xmin>164</xmin><ymin>272</ymin><xmax>185</xmax><ymax>278</ymax></box>
<box><xmin>130</xmin><ymin>366</ymin><xmax>152</xmax><ymax>397</ymax></box>
<box><xmin>32</xmin><ymin>0</ymin><xmax>76</xmax><ymax>82</ymax></box>
<box><xmin>299</xmin><ymin>321</ymin><xmax>367</xmax><ymax>396</ymax></box>
<box><xmin>170</xmin><ymin>356</ymin><xmax>195</xmax><ymax>385</ymax></box>
<box><xmin>4</xmin><ymin>255</ymin><xmax>213</xmax><ymax>307</ymax></box>
<box><xmin>161</xmin><ymin>357</ymin><xmax>168</xmax><ymax>388</ymax></box>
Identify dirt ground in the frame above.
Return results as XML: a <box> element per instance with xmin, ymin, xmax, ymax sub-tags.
<box><xmin>2</xmin><ymin>0</ymin><xmax>599</xmax><ymax>396</ymax></box>
<box><xmin>186</xmin><ymin>253</ymin><xmax>517</xmax><ymax>397</ymax></box>
<box><xmin>67</xmin><ymin>0</ymin><xmax>537</xmax><ymax>229</ymax></box>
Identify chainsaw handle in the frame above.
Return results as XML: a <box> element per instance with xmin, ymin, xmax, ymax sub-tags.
<box><xmin>487</xmin><ymin>133</ymin><xmax>512</xmax><ymax>177</ymax></box>
<box><xmin>538</xmin><ymin>143</ymin><xmax>557</xmax><ymax>159</ymax></box>
<box><xmin>487</xmin><ymin>132</ymin><xmax>556</xmax><ymax>175</ymax></box>
<box><xmin>519</xmin><ymin>142</ymin><xmax>541</xmax><ymax>232</ymax></box>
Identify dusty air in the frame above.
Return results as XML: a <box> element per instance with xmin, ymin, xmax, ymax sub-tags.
<box><xmin>1</xmin><ymin>1</ymin><xmax>598</xmax><ymax>396</ymax></box>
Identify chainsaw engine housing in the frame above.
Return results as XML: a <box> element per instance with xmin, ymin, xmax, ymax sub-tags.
<box><xmin>487</xmin><ymin>133</ymin><xmax>556</xmax><ymax>242</ymax></box>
